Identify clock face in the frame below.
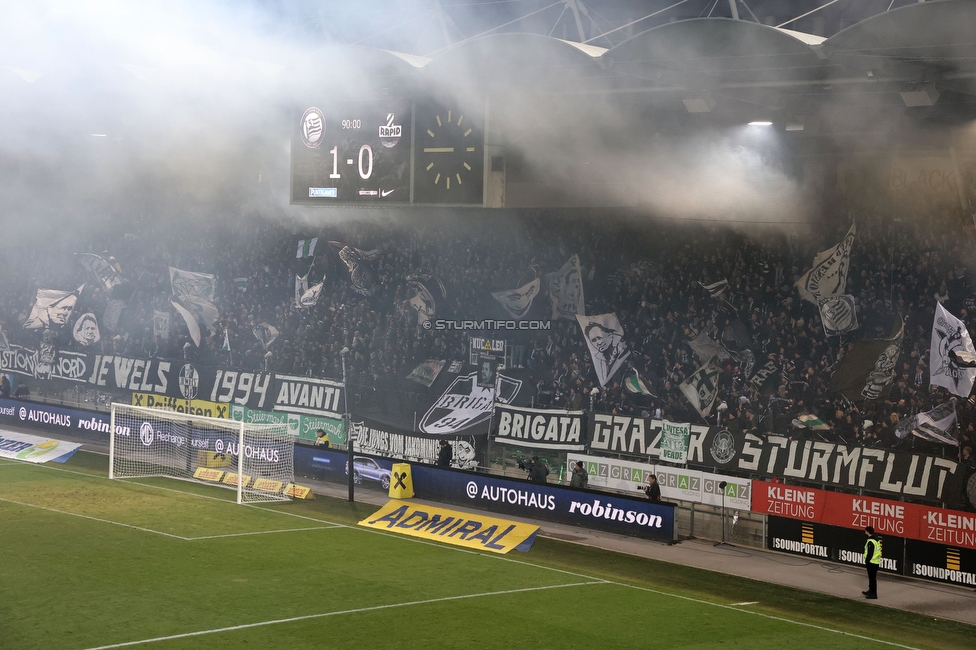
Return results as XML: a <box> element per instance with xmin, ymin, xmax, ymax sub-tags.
<box><xmin>414</xmin><ymin>103</ymin><xmax>484</xmax><ymax>205</ymax></box>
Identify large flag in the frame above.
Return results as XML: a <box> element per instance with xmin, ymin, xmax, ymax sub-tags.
<box><xmin>623</xmin><ymin>369</ymin><xmax>656</xmax><ymax>397</ymax></box>
<box><xmin>299</xmin><ymin>281</ymin><xmax>324</xmax><ymax>308</ymax></box>
<box><xmin>71</xmin><ymin>313</ymin><xmax>100</xmax><ymax>347</ymax></box>
<box><xmin>830</xmin><ymin>320</ymin><xmax>904</xmax><ymax>401</ymax></box>
<box><xmin>170</xmin><ymin>298</ymin><xmax>202</xmax><ymax>347</ymax></box>
<box><xmin>253</xmin><ymin>323</ymin><xmax>279</xmax><ymax>349</ymax></box>
<box><xmin>295</xmin><ymin>273</ymin><xmax>309</xmax><ymax>308</ymax></box>
<box><xmin>688</xmin><ymin>331</ymin><xmax>730</xmax><ymax>363</ymax></box>
<box><xmin>404</xmin><ymin>275</ymin><xmax>447</xmax><ymax>326</ymax></box>
<box><xmin>169</xmin><ymin>267</ymin><xmax>218</xmax><ymax>335</ymax></box>
<box><xmin>930</xmin><ymin>303</ymin><xmax>976</xmax><ymax>397</ymax></box>
<box><xmin>222</xmin><ymin>329</ymin><xmax>231</xmax><ymax>352</ymax></box>
<box><xmin>896</xmin><ymin>400</ymin><xmax>958</xmax><ymax>445</ymax></box>
<box><xmin>24</xmin><ymin>286</ymin><xmax>84</xmax><ymax>329</ymax></box>
<box><xmin>331</xmin><ymin>241</ymin><xmax>380</xmax><ymax>296</ymax></box>
<box><xmin>153</xmin><ymin>309</ymin><xmax>170</xmax><ymax>339</ymax></box>
<box><xmin>699</xmin><ymin>278</ymin><xmax>729</xmax><ymax>300</ymax></box>
<box><xmin>679</xmin><ymin>362</ymin><xmax>721</xmax><ymax>418</ymax></box>
<box><xmin>102</xmin><ymin>299</ymin><xmax>125</xmax><ymax>332</ymax></box>
<box><xmin>796</xmin><ymin>223</ymin><xmax>856</xmax><ymax>304</ymax></box>
<box><xmin>576</xmin><ymin>313</ymin><xmax>631</xmax><ymax>387</ymax></box>
<box><xmin>169</xmin><ymin>267</ymin><xmax>215</xmax><ymax>303</ymax></box>
<box><xmin>297</xmin><ymin>238</ymin><xmax>318</xmax><ymax>259</ymax></box>
<box><xmin>545</xmin><ymin>254</ymin><xmax>585</xmax><ymax>320</ymax></box>
<box><xmin>75</xmin><ymin>253</ymin><xmax>124</xmax><ymax>293</ymax></box>
<box><xmin>819</xmin><ymin>294</ymin><xmax>859</xmax><ymax>336</ymax></box>
<box><xmin>406</xmin><ymin>359</ymin><xmax>446</xmax><ymax>388</ymax></box>
<box><xmin>492</xmin><ymin>277</ymin><xmax>540</xmax><ymax>320</ymax></box>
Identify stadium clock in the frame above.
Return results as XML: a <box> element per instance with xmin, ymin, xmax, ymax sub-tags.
<box><xmin>413</xmin><ymin>102</ymin><xmax>484</xmax><ymax>205</ymax></box>
<box><xmin>290</xmin><ymin>100</ymin><xmax>411</xmax><ymax>205</ymax></box>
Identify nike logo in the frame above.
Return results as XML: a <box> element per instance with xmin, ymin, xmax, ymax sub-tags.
<box><xmin>381</xmin><ymin>189</ymin><xmax>395</xmax><ymax>197</ymax></box>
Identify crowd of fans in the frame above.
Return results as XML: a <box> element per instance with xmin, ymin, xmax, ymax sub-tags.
<box><xmin>2</xmin><ymin>204</ymin><xmax>976</xmax><ymax>467</ymax></box>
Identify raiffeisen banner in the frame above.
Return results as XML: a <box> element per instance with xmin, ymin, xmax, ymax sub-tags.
<box><xmin>359</xmin><ymin>500</ymin><xmax>539</xmax><ymax>554</ymax></box>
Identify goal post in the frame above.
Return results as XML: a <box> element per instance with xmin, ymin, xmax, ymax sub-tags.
<box><xmin>109</xmin><ymin>403</ymin><xmax>294</xmax><ymax>504</ymax></box>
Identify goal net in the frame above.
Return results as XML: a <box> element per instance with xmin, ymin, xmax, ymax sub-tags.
<box><xmin>110</xmin><ymin>403</ymin><xmax>294</xmax><ymax>504</ymax></box>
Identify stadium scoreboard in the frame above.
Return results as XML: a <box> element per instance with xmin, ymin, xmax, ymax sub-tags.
<box><xmin>290</xmin><ymin>99</ymin><xmax>485</xmax><ymax>206</ymax></box>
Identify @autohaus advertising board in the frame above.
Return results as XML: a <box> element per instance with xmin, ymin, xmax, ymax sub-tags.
<box><xmin>567</xmin><ymin>453</ymin><xmax>751</xmax><ymax>510</ymax></box>
<box><xmin>410</xmin><ymin>464</ymin><xmax>677</xmax><ymax>542</ymax></box>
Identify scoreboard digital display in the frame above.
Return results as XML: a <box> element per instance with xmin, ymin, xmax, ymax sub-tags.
<box><xmin>290</xmin><ymin>99</ymin><xmax>486</xmax><ymax>206</ymax></box>
<box><xmin>290</xmin><ymin>100</ymin><xmax>412</xmax><ymax>205</ymax></box>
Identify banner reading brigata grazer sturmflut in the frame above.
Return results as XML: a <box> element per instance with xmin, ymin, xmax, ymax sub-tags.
<box><xmin>587</xmin><ymin>413</ymin><xmax>967</xmax><ymax>506</ymax></box>
<box><xmin>493</xmin><ymin>404</ymin><xmax>586</xmax><ymax>451</ymax></box>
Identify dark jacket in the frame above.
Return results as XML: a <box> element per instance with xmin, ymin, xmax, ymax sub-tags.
<box><xmin>437</xmin><ymin>442</ymin><xmax>452</xmax><ymax>467</ymax></box>
<box><xmin>528</xmin><ymin>460</ymin><xmax>549</xmax><ymax>484</ymax></box>
<box><xmin>644</xmin><ymin>481</ymin><xmax>662</xmax><ymax>502</ymax></box>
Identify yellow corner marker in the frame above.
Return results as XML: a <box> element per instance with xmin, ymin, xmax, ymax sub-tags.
<box><xmin>389</xmin><ymin>463</ymin><xmax>414</xmax><ymax>499</ymax></box>
<box><xmin>359</xmin><ymin>500</ymin><xmax>539</xmax><ymax>554</ymax></box>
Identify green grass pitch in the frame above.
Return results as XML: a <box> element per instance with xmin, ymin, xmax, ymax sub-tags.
<box><xmin>0</xmin><ymin>452</ymin><xmax>972</xmax><ymax>649</ymax></box>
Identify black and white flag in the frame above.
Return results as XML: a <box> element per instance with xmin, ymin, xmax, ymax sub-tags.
<box><xmin>153</xmin><ymin>309</ymin><xmax>170</xmax><ymax>339</ymax></box>
<box><xmin>75</xmin><ymin>253</ymin><xmax>124</xmax><ymax>293</ymax></box>
<box><xmin>930</xmin><ymin>302</ymin><xmax>976</xmax><ymax>397</ymax></box>
<box><xmin>896</xmin><ymin>399</ymin><xmax>958</xmax><ymax>445</ymax></box>
<box><xmin>492</xmin><ymin>277</ymin><xmax>540</xmax><ymax>320</ymax></box>
<box><xmin>299</xmin><ymin>281</ymin><xmax>324</xmax><ymax>308</ymax></box>
<box><xmin>169</xmin><ymin>267</ymin><xmax>215</xmax><ymax>303</ymax></box>
<box><xmin>331</xmin><ymin>241</ymin><xmax>380</xmax><ymax>296</ymax></box>
<box><xmin>819</xmin><ymin>294</ymin><xmax>859</xmax><ymax>336</ymax></box>
<box><xmin>404</xmin><ymin>275</ymin><xmax>447</xmax><ymax>326</ymax></box>
<box><xmin>545</xmin><ymin>254</ymin><xmax>584</xmax><ymax>320</ymax></box>
<box><xmin>72</xmin><ymin>313</ymin><xmax>100</xmax><ymax>346</ymax></box>
<box><xmin>576</xmin><ymin>313</ymin><xmax>630</xmax><ymax>387</ymax></box>
<box><xmin>102</xmin><ymin>299</ymin><xmax>125</xmax><ymax>332</ymax></box>
<box><xmin>699</xmin><ymin>278</ymin><xmax>729</xmax><ymax>300</ymax></box>
<box><xmin>253</xmin><ymin>323</ymin><xmax>279</xmax><ymax>349</ymax></box>
<box><xmin>294</xmin><ymin>274</ymin><xmax>308</xmax><ymax>308</ymax></box>
<box><xmin>796</xmin><ymin>223</ymin><xmax>856</xmax><ymax>304</ymax></box>
<box><xmin>688</xmin><ymin>331</ymin><xmax>730</xmax><ymax>363</ymax></box>
<box><xmin>24</xmin><ymin>286</ymin><xmax>84</xmax><ymax>330</ymax></box>
<box><xmin>679</xmin><ymin>362</ymin><xmax>722</xmax><ymax>418</ymax></box>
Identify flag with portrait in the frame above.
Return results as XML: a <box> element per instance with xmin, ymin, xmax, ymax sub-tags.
<box><xmin>330</xmin><ymin>241</ymin><xmax>380</xmax><ymax>296</ymax></box>
<box><xmin>576</xmin><ymin>313</ymin><xmax>630</xmax><ymax>387</ymax></box>
<box><xmin>930</xmin><ymin>302</ymin><xmax>976</xmax><ymax>398</ymax></box>
<box><xmin>545</xmin><ymin>254</ymin><xmax>584</xmax><ymax>320</ymax></box>
<box><xmin>24</xmin><ymin>286</ymin><xmax>84</xmax><ymax>330</ymax></box>
<box><xmin>72</xmin><ymin>313</ymin><xmax>100</xmax><ymax>347</ymax></box>
<box><xmin>492</xmin><ymin>277</ymin><xmax>541</xmax><ymax>320</ymax></box>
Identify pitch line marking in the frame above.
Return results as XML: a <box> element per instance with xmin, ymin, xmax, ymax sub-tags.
<box><xmin>731</xmin><ymin>601</ymin><xmax>760</xmax><ymax>606</ymax></box>
<box><xmin>0</xmin><ymin>495</ymin><xmax>191</xmax><ymax>540</ymax></box>
<box><xmin>188</xmin><ymin>525</ymin><xmax>341</xmax><ymax>540</ymax></box>
<box><xmin>85</xmin><ymin>581</ymin><xmax>606</xmax><ymax>649</ymax></box>
<box><xmin>617</xmin><ymin>583</ymin><xmax>919</xmax><ymax>650</ymax></box>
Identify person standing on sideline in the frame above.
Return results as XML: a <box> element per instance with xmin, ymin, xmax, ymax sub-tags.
<box><xmin>570</xmin><ymin>460</ymin><xmax>589</xmax><ymax>488</ymax></box>
<box><xmin>643</xmin><ymin>474</ymin><xmax>662</xmax><ymax>502</ymax></box>
<box><xmin>863</xmin><ymin>526</ymin><xmax>882</xmax><ymax>599</ymax></box>
<box><xmin>437</xmin><ymin>439</ymin><xmax>453</xmax><ymax>467</ymax></box>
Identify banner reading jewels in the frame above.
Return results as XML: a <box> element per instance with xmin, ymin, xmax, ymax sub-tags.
<box><xmin>567</xmin><ymin>453</ymin><xmax>751</xmax><ymax>509</ymax></box>
<box><xmin>587</xmin><ymin>413</ymin><xmax>967</xmax><ymax>506</ymax></box>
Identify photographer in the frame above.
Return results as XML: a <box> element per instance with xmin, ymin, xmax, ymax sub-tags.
<box><xmin>643</xmin><ymin>474</ymin><xmax>662</xmax><ymax>503</ymax></box>
<box><xmin>519</xmin><ymin>456</ymin><xmax>550</xmax><ymax>484</ymax></box>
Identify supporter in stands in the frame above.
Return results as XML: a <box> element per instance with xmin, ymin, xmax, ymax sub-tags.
<box><xmin>643</xmin><ymin>474</ymin><xmax>662</xmax><ymax>503</ymax></box>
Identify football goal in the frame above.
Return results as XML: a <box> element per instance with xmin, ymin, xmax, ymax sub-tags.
<box><xmin>109</xmin><ymin>403</ymin><xmax>294</xmax><ymax>504</ymax></box>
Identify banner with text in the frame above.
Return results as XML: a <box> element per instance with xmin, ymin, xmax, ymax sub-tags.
<box><xmin>493</xmin><ymin>404</ymin><xmax>586</xmax><ymax>451</ymax></box>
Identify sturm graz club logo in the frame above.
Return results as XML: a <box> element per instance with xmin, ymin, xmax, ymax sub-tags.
<box><xmin>140</xmin><ymin>422</ymin><xmax>154</xmax><ymax>446</ymax></box>
<box><xmin>301</xmin><ymin>107</ymin><xmax>325</xmax><ymax>148</ymax></box>
<box><xmin>420</xmin><ymin>372</ymin><xmax>521</xmax><ymax>434</ymax></box>
<box><xmin>178</xmin><ymin>364</ymin><xmax>199</xmax><ymax>400</ymax></box>
<box><xmin>710</xmin><ymin>429</ymin><xmax>736</xmax><ymax>465</ymax></box>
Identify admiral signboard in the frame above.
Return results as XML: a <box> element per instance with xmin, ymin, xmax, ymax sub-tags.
<box><xmin>589</xmin><ymin>414</ymin><xmax>966</xmax><ymax>505</ymax></box>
